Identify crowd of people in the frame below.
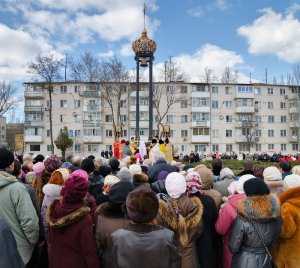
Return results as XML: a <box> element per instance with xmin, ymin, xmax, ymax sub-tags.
<box><xmin>0</xmin><ymin>138</ymin><xmax>300</xmax><ymax>268</ymax></box>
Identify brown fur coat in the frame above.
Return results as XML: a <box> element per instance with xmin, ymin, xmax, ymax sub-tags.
<box><xmin>273</xmin><ymin>186</ymin><xmax>300</xmax><ymax>268</ymax></box>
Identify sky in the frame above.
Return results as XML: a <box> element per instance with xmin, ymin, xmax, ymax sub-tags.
<box><xmin>1</xmin><ymin>0</ymin><xmax>300</xmax><ymax>120</ymax></box>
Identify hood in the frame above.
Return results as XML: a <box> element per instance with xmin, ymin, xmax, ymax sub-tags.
<box><xmin>42</xmin><ymin>183</ymin><xmax>62</xmax><ymax>198</ymax></box>
<box><xmin>47</xmin><ymin>200</ymin><xmax>90</xmax><ymax>229</ymax></box>
<box><xmin>158</xmin><ymin>195</ymin><xmax>203</xmax><ymax>247</ymax></box>
<box><xmin>228</xmin><ymin>193</ymin><xmax>246</xmax><ymax>208</ymax></box>
<box><xmin>0</xmin><ymin>171</ymin><xmax>18</xmax><ymax>189</ymax></box>
<box><xmin>279</xmin><ymin>186</ymin><xmax>300</xmax><ymax>208</ymax></box>
<box><xmin>237</xmin><ymin>194</ymin><xmax>280</xmax><ymax>221</ymax></box>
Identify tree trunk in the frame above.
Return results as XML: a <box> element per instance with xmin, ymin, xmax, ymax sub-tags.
<box><xmin>48</xmin><ymin>83</ymin><xmax>54</xmax><ymax>154</ymax></box>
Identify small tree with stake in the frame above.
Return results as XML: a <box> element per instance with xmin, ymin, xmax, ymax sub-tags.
<box><xmin>55</xmin><ymin>127</ymin><xmax>73</xmax><ymax>161</ymax></box>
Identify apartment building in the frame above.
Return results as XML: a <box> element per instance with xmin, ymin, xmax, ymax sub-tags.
<box><xmin>0</xmin><ymin>116</ymin><xmax>7</xmax><ymax>146</ymax></box>
<box><xmin>24</xmin><ymin>81</ymin><xmax>300</xmax><ymax>157</ymax></box>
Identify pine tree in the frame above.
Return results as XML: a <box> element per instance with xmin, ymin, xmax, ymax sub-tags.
<box><xmin>55</xmin><ymin>127</ymin><xmax>73</xmax><ymax>160</ymax></box>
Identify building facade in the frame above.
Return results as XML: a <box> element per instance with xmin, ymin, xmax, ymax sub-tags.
<box><xmin>0</xmin><ymin>117</ymin><xmax>7</xmax><ymax>146</ymax></box>
<box><xmin>6</xmin><ymin>123</ymin><xmax>24</xmax><ymax>153</ymax></box>
<box><xmin>24</xmin><ymin>82</ymin><xmax>300</xmax><ymax>157</ymax></box>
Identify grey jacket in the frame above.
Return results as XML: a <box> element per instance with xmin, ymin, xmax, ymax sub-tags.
<box><xmin>229</xmin><ymin>194</ymin><xmax>281</xmax><ymax>268</ymax></box>
<box><xmin>111</xmin><ymin>223</ymin><xmax>180</xmax><ymax>268</ymax></box>
<box><xmin>0</xmin><ymin>171</ymin><xmax>39</xmax><ymax>264</ymax></box>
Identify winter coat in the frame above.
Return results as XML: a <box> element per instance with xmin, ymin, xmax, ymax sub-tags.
<box><xmin>229</xmin><ymin>194</ymin><xmax>281</xmax><ymax>268</ymax></box>
<box><xmin>157</xmin><ymin>195</ymin><xmax>203</xmax><ymax>268</ymax></box>
<box><xmin>148</xmin><ymin>159</ymin><xmax>178</xmax><ymax>182</ymax></box>
<box><xmin>88</xmin><ymin>173</ymin><xmax>106</xmax><ymax>205</ymax></box>
<box><xmin>41</xmin><ymin>183</ymin><xmax>62</xmax><ymax>238</ymax></box>
<box><xmin>95</xmin><ymin>202</ymin><xmax>130</xmax><ymax>268</ymax></box>
<box><xmin>122</xmin><ymin>145</ymin><xmax>131</xmax><ymax>157</ymax></box>
<box><xmin>47</xmin><ymin>200</ymin><xmax>100</xmax><ymax>268</ymax></box>
<box><xmin>24</xmin><ymin>183</ymin><xmax>39</xmax><ymax>215</ymax></box>
<box><xmin>213</xmin><ymin>177</ymin><xmax>235</xmax><ymax>197</ymax></box>
<box><xmin>215</xmin><ymin>193</ymin><xmax>246</xmax><ymax>268</ymax></box>
<box><xmin>164</xmin><ymin>144</ymin><xmax>173</xmax><ymax>162</ymax></box>
<box><xmin>202</xmin><ymin>189</ymin><xmax>222</xmax><ymax>208</ymax></box>
<box><xmin>151</xmin><ymin>179</ymin><xmax>167</xmax><ymax>194</ymax></box>
<box><xmin>0</xmin><ymin>218</ymin><xmax>24</xmax><ymax>268</ymax></box>
<box><xmin>273</xmin><ymin>186</ymin><xmax>300</xmax><ymax>268</ymax></box>
<box><xmin>111</xmin><ymin>223</ymin><xmax>180</xmax><ymax>268</ymax></box>
<box><xmin>0</xmin><ymin>171</ymin><xmax>39</xmax><ymax>265</ymax></box>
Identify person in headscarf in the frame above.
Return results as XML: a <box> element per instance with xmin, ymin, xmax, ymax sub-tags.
<box><xmin>139</xmin><ymin>140</ymin><xmax>147</xmax><ymax>160</ymax></box>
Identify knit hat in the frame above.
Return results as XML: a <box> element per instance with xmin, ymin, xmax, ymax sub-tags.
<box><xmin>244</xmin><ymin>178</ymin><xmax>270</xmax><ymax>196</ymax></box>
<box><xmin>81</xmin><ymin>158</ymin><xmax>95</xmax><ymax>174</ymax></box>
<box><xmin>186</xmin><ymin>171</ymin><xmax>202</xmax><ymax>194</ymax></box>
<box><xmin>263</xmin><ymin>166</ymin><xmax>282</xmax><ymax>181</ymax></box>
<box><xmin>284</xmin><ymin>174</ymin><xmax>300</xmax><ymax>189</ymax></box>
<box><xmin>126</xmin><ymin>188</ymin><xmax>159</xmax><ymax>223</ymax></box>
<box><xmin>61</xmin><ymin>162</ymin><xmax>73</xmax><ymax>169</ymax></box>
<box><xmin>157</xmin><ymin>170</ymin><xmax>169</xmax><ymax>181</ymax></box>
<box><xmin>129</xmin><ymin>164</ymin><xmax>142</xmax><ymax>175</ymax></box>
<box><xmin>228</xmin><ymin>174</ymin><xmax>255</xmax><ymax>194</ymax></box>
<box><xmin>0</xmin><ymin>147</ymin><xmax>14</xmax><ymax>169</ymax></box>
<box><xmin>49</xmin><ymin>168</ymin><xmax>69</xmax><ymax>185</ymax></box>
<box><xmin>61</xmin><ymin>169</ymin><xmax>88</xmax><ymax>204</ymax></box>
<box><xmin>32</xmin><ymin>162</ymin><xmax>45</xmax><ymax>177</ymax></box>
<box><xmin>194</xmin><ymin>164</ymin><xmax>213</xmax><ymax>190</ymax></box>
<box><xmin>44</xmin><ymin>155</ymin><xmax>62</xmax><ymax>173</ymax></box>
<box><xmin>220</xmin><ymin>167</ymin><xmax>235</xmax><ymax>180</ymax></box>
<box><xmin>103</xmin><ymin>175</ymin><xmax>120</xmax><ymax>194</ymax></box>
<box><xmin>108</xmin><ymin>181</ymin><xmax>134</xmax><ymax>204</ymax></box>
<box><xmin>165</xmin><ymin>172</ymin><xmax>187</xmax><ymax>199</ymax></box>
<box><xmin>133</xmin><ymin>173</ymin><xmax>149</xmax><ymax>184</ymax></box>
<box><xmin>292</xmin><ymin>165</ymin><xmax>300</xmax><ymax>176</ymax></box>
<box><xmin>98</xmin><ymin>165</ymin><xmax>112</xmax><ymax>178</ymax></box>
<box><xmin>109</xmin><ymin>157</ymin><xmax>120</xmax><ymax>172</ymax></box>
<box><xmin>117</xmin><ymin>167</ymin><xmax>133</xmax><ymax>182</ymax></box>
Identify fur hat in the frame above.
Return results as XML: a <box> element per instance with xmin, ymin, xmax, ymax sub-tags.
<box><xmin>44</xmin><ymin>155</ymin><xmax>62</xmax><ymax>173</ymax></box>
<box><xmin>194</xmin><ymin>164</ymin><xmax>213</xmax><ymax>190</ymax></box>
<box><xmin>109</xmin><ymin>157</ymin><xmax>120</xmax><ymax>172</ymax></box>
<box><xmin>61</xmin><ymin>169</ymin><xmax>88</xmax><ymax>204</ymax></box>
<box><xmin>165</xmin><ymin>172</ymin><xmax>187</xmax><ymax>199</ymax></box>
<box><xmin>0</xmin><ymin>147</ymin><xmax>14</xmax><ymax>169</ymax></box>
<box><xmin>33</xmin><ymin>162</ymin><xmax>45</xmax><ymax>177</ymax></box>
<box><xmin>263</xmin><ymin>166</ymin><xmax>282</xmax><ymax>181</ymax></box>
<box><xmin>292</xmin><ymin>165</ymin><xmax>300</xmax><ymax>176</ymax></box>
<box><xmin>49</xmin><ymin>168</ymin><xmax>69</xmax><ymax>186</ymax></box>
<box><xmin>81</xmin><ymin>158</ymin><xmax>95</xmax><ymax>174</ymax></box>
<box><xmin>103</xmin><ymin>175</ymin><xmax>120</xmax><ymax>194</ymax></box>
<box><xmin>133</xmin><ymin>173</ymin><xmax>149</xmax><ymax>184</ymax></box>
<box><xmin>284</xmin><ymin>174</ymin><xmax>300</xmax><ymax>189</ymax></box>
<box><xmin>98</xmin><ymin>165</ymin><xmax>112</xmax><ymax>178</ymax></box>
<box><xmin>129</xmin><ymin>164</ymin><xmax>142</xmax><ymax>175</ymax></box>
<box><xmin>220</xmin><ymin>167</ymin><xmax>235</xmax><ymax>180</ymax></box>
<box><xmin>126</xmin><ymin>188</ymin><xmax>159</xmax><ymax>223</ymax></box>
<box><xmin>108</xmin><ymin>181</ymin><xmax>133</xmax><ymax>204</ymax></box>
<box><xmin>117</xmin><ymin>167</ymin><xmax>133</xmax><ymax>182</ymax></box>
<box><xmin>244</xmin><ymin>178</ymin><xmax>270</xmax><ymax>196</ymax></box>
<box><xmin>228</xmin><ymin>174</ymin><xmax>255</xmax><ymax>194</ymax></box>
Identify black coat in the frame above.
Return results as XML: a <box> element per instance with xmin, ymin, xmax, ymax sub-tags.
<box><xmin>151</xmin><ymin>180</ymin><xmax>167</xmax><ymax>194</ymax></box>
<box><xmin>88</xmin><ymin>173</ymin><xmax>108</xmax><ymax>205</ymax></box>
<box><xmin>148</xmin><ymin>160</ymin><xmax>178</xmax><ymax>182</ymax></box>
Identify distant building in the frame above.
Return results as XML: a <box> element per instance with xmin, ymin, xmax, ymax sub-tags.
<box><xmin>23</xmin><ymin>81</ymin><xmax>300</xmax><ymax>157</ymax></box>
<box><xmin>0</xmin><ymin>117</ymin><xmax>7</xmax><ymax>146</ymax></box>
<box><xmin>6</xmin><ymin>123</ymin><xmax>24</xmax><ymax>153</ymax></box>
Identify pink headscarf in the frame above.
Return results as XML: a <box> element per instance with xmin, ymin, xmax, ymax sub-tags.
<box><xmin>33</xmin><ymin>162</ymin><xmax>45</xmax><ymax>177</ymax></box>
<box><xmin>186</xmin><ymin>171</ymin><xmax>203</xmax><ymax>195</ymax></box>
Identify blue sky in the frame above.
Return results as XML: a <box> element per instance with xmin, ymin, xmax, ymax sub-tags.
<box><xmin>1</xmin><ymin>0</ymin><xmax>300</xmax><ymax>120</ymax></box>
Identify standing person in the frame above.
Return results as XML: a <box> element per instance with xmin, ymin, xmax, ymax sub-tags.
<box><xmin>47</xmin><ymin>170</ymin><xmax>100</xmax><ymax>268</ymax></box>
<box><xmin>111</xmin><ymin>188</ymin><xmax>180</xmax><ymax>268</ymax></box>
<box><xmin>0</xmin><ymin>147</ymin><xmax>39</xmax><ymax>265</ymax></box>
<box><xmin>263</xmin><ymin>166</ymin><xmax>284</xmax><ymax>194</ymax></box>
<box><xmin>213</xmin><ymin>167</ymin><xmax>235</xmax><ymax>197</ymax></box>
<box><xmin>211</xmin><ymin>159</ymin><xmax>223</xmax><ymax>182</ymax></box>
<box><xmin>273</xmin><ymin>174</ymin><xmax>300</xmax><ymax>267</ymax></box>
<box><xmin>122</xmin><ymin>141</ymin><xmax>132</xmax><ymax>158</ymax></box>
<box><xmin>157</xmin><ymin>172</ymin><xmax>203</xmax><ymax>268</ymax></box>
<box><xmin>129</xmin><ymin>137</ymin><xmax>137</xmax><ymax>155</ymax></box>
<box><xmin>164</xmin><ymin>138</ymin><xmax>173</xmax><ymax>163</ymax></box>
<box><xmin>139</xmin><ymin>140</ymin><xmax>147</xmax><ymax>160</ymax></box>
<box><xmin>229</xmin><ymin>178</ymin><xmax>281</xmax><ymax>268</ymax></box>
<box><xmin>237</xmin><ymin>160</ymin><xmax>254</xmax><ymax>177</ymax></box>
<box><xmin>113</xmin><ymin>139</ymin><xmax>122</xmax><ymax>160</ymax></box>
<box><xmin>149</xmin><ymin>138</ymin><xmax>159</xmax><ymax>163</ymax></box>
<box><xmin>279</xmin><ymin>161</ymin><xmax>292</xmax><ymax>179</ymax></box>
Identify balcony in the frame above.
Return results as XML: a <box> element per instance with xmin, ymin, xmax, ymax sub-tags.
<box><xmin>191</xmin><ymin>106</ymin><xmax>210</xmax><ymax>113</ymax></box>
<box><xmin>235</xmin><ymin>121</ymin><xmax>255</xmax><ymax>128</ymax></box>
<box><xmin>24</xmin><ymin>120</ymin><xmax>44</xmax><ymax>127</ymax></box>
<box><xmin>24</xmin><ymin>91</ymin><xmax>44</xmax><ymax>98</ymax></box>
<box><xmin>290</xmin><ymin>135</ymin><xmax>299</xmax><ymax>142</ymax></box>
<box><xmin>235</xmin><ymin>86</ymin><xmax>255</xmax><ymax>99</ymax></box>
<box><xmin>24</xmin><ymin>106</ymin><xmax>43</xmax><ymax>112</ymax></box>
<box><xmin>79</xmin><ymin>90</ymin><xmax>101</xmax><ymax>98</ymax></box>
<box><xmin>130</xmin><ymin>105</ymin><xmax>148</xmax><ymax>112</ymax></box>
<box><xmin>83</xmin><ymin>120</ymin><xmax>101</xmax><ymax>127</ymax></box>
<box><xmin>235</xmin><ymin>106</ymin><xmax>255</xmax><ymax>113</ymax></box>
<box><xmin>24</xmin><ymin>135</ymin><xmax>43</xmax><ymax>143</ymax></box>
<box><xmin>289</xmin><ymin>107</ymin><xmax>298</xmax><ymax>114</ymax></box>
<box><xmin>83</xmin><ymin>136</ymin><xmax>102</xmax><ymax>143</ymax></box>
<box><xmin>192</xmin><ymin>120</ymin><xmax>210</xmax><ymax>128</ymax></box>
<box><xmin>191</xmin><ymin>135</ymin><xmax>210</xmax><ymax>143</ymax></box>
<box><xmin>191</xmin><ymin>91</ymin><xmax>210</xmax><ymax>98</ymax></box>
<box><xmin>83</xmin><ymin>105</ymin><xmax>100</xmax><ymax>112</ymax></box>
<box><xmin>130</xmin><ymin>121</ymin><xmax>149</xmax><ymax>128</ymax></box>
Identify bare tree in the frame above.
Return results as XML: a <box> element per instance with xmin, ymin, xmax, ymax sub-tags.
<box><xmin>29</xmin><ymin>54</ymin><xmax>63</xmax><ymax>154</ymax></box>
<box><xmin>293</xmin><ymin>65</ymin><xmax>300</xmax><ymax>85</ymax></box>
<box><xmin>204</xmin><ymin>67</ymin><xmax>212</xmax><ymax>83</ymax></box>
<box><xmin>164</xmin><ymin>58</ymin><xmax>186</xmax><ymax>82</ymax></box>
<box><xmin>221</xmin><ymin>66</ymin><xmax>237</xmax><ymax>83</ymax></box>
<box><xmin>70</xmin><ymin>51</ymin><xmax>101</xmax><ymax>82</ymax></box>
<box><xmin>0</xmin><ymin>81</ymin><xmax>17</xmax><ymax>116</ymax></box>
<box><xmin>100</xmin><ymin>57</ymin><xmax>130</xmax><ymax>140</ymax></box>
<box><xmin>241</xmin><ymin>120</ymin><xmax>258</xmax><ymax>153</ymax></box>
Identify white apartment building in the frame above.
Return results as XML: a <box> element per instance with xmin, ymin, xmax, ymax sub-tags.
<box><xmin>24</xmin><ymin>81</ymin><xmax>300</xmax><ymax>157</ymax></box>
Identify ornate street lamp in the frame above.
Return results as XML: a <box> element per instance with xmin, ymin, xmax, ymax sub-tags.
<box><xmin>132</xmin><ymin>26</ymin><xmax>156</xmax><ymax>141</ymax></box>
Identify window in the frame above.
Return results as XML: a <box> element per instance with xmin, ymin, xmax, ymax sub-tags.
<box><xmin>212</xmin><ymin>144</ymin><xmax>219</xmax><ymax>152</ymax></box>
<box><xmin>120</xmin><ymin>115</ymin><xmax>127</xmax><ymax>123</ymax></box>
<box><xmin>225</xmin><ymin>115</ymin><xmax>232</xmax><ymax>123</ymax></box>
<box><xmin>280</xmin><ymin>88</ymin><xmax>285</xmax><ymax>95</ymax></box>
<box><xmin>60</xmin><ymin>85</ymin><xmax>67</xmax><ymax>93</ymax></box>
<box><xmin>225</xmin><ymin>87</ymin><xmax>230</xmax><ymax>95</ymax></box>
<box><xmin>281</xmin><ymin>144</ymin><xmax>287</xmax><ymax>151</ymax></box>
<box><xmin>192</xmin><ymin>112</ymin><xmax>209</xmax><ymax>122</ymax></box>
<box><xmin>268</xmin><ymin>129</ymin><xmax>274</xmax><ymax>137</ymax></box>
<box><xmin>69</xmin><ymin>130</ymin><xmax>74</xmax><ymax>137</ymax></box>
<box><xmin>280</xmin><ymin>102</ymin><xmax>286</xmax><ymax>109</ymax></box>
<box><xmin>106</xmin><ymin>129</ymin><xmax>113</xmax><ymax>137</ymax></box>
<box><xmin>181</xmin><ymin>130</ymin><xmax>188</xmax><ymax>138</ymax></box>
<box><xmin>120</xmin><ymin>100</ymin><xmax>126</xmax><ymax>108</ymax></box>
<box><xmin>268</xmin><ymin>144</ymin><xmax>274</xmax><ymax>150</ymax></box>
<box><xmin>238</xmin><ymin>86</ymin><xmax>253</xmax><ymax>93</ymax></box>
<box><xmin>83</xmin><ymin>129</ymin><xmax>101</xmax><ymax>136</ymax></box>
<box><xmin>267</xmin><ymin>102</ymin><xmax>274</xmax><ymax>109</ymax></box>
<box><xmin>281</xmin><ymin>116</ymin><xmax>287</xmax><ymax>123</ymax></box>
<box><xmin>105</xmin><ymin>115</ymin><xmax>113</xmax><ymax>122</ymax></box>
<box><xmin>256</xmin><ymin>129</ymin><xmax>262</xmax><ymax>137</ymax></box>
<box><xmin>180</xmin><ymin>86</ymin><xmax>188</xmax><ymax>94</ymax></box>
<box><xmin>268</xmin><ymin>115</ymin><xmax>274</xmax><ymax>123</ymax></box>
<box><xmin>195</xmin><ymin>85</ymin><xmax>205</xmax><ymax>92</ymax></box>
<box><xmin>181</xmin><ymin>100</ymin><xmax>188</xmax><ymax>108</ymax></box>
<box><xmin>255</xmin><ymin>116</ymin><xmax>262</xmax><ymax>123</ymax></box>
<box><xmin>193</xmin><ymin>127</ymin><xmax>209</xmax><ymax>136</ymax></box>
<box><xmin>268</xmin><ymin>88</ymin><xmax>274</xmax><ymax>95</ymax></box>
<box><xmin>292</xmin><ymin>143</ymin><xmax>299</xmax><ymax>151</ymax></box>
<box><xmin>47</xmin><ymin>145</ymin><xmax>53</xmax><ymax>152</ymax></box>
<box><xmin>74</xmin><ymin>100</ymin><xmax>80</xmax><ymax>108</ymax></box>
<box><xmin>47</xmin><ymin>129</ymin><xmax>50</xmax><ymax>137</ymax></box>
<box><xmin>192</xmin><ymin>98</ymin><xmax>209</xmax><ymax>107</ymax></box>
<box><xmin>256</xmin><ymin>144</ymin><xmax>262</xmax><ymax>151</ymax></box>
<box><xmin>223</xmin><ymin>101</ymin><xmax>232</xmax><ymax>108</ymax></box>
<box><xmin>195</xmin><ymin>144</ymin><xmax>206</xmax><ymax>152</ymax></box>
<box><xmin>212</xmin><ymin>100</ymin><xmax>218</xmax><ymax>109</ymax></box>
<box><xmin>60</xmin><ymin>100</ymin><xmax>67</xmax><ymax>108</ymax></box>
<box><xmin>60</xmin><ymin>115</ymin><xmax>63</xmax><ymax>122</ymax></box>
<box><xmin>88</xmin><ymin>144</ymin><xmax>99</xmax><ymax>152</ymax></box>
<box><xmin>242</xmin><ymin>128</ymin><xmax>251</xmax><ymax>136</ymax></box>
<box><xmin>225</xmin><ymin>129</ymin><xmax>232</xmax><ymax>137</ymax></box>
<box><xmin>226</xmin><ymin>144</ymin><xmax>233</xmax><ymax>152</ymax></box>
<box><xmin>212</xmin><ymin>86</ymin><xmax>218</xmax><ymax>94</ymax></box>
<box><xmin>254</xmin><ymin>88</ymin><xmax>261</xmax><ymax>95</ymax></box>
<box><xmin>181</xmin><ymin>115</ymin><xmax>188</xmax><ymax>123</ymax></box>
<box><xmin>239</xmin><ymin>144</ymin><xmax>250</xmax><ymax>152</ymax></box>
<box><xmin>280</xmin><ymin>130</ymin><xmax>287</xmax><ymax>137</ymax></box>
<box><xmin>292</xmin><ymin>128</ymin><xmax>298</xmax><ymax>136</ymax></box>
<box><xmin>166</xmin><ymin>115</ymin><xmax>175</xmax><ymax>123</ymax></box>
<box><xmin>75</xmin><ymin>144</ymin><xmax>81</xmax><ymax>152</ymax></box>
<box><xmin>74</xmin><ymin>130</ymin><xmax>81</xmax><ymax>137</ymax></box>
<box><xmin>74</xmin><ymin>85</ymin><xmax>79</xmax><ymax>93</ymax></box>
<box><xmin>30</xmin><ymin>144</ymin><xmax>40</xmax><ymax>152</ymax></box>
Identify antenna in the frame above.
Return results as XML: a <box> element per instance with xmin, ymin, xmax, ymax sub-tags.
<box><xmin>249</xmin><ymin>72</ymin><xmax>252</xmax><ymax>83</ymax></box>
<box><xmin>65</xmin><ymin>54</ymin><xmax>68</xmax><ymax>81</ymax></box>
<box><xmin>143</xmin><ymin>2</ymin><xmax>146</xmax><ymax>31</ymax></box>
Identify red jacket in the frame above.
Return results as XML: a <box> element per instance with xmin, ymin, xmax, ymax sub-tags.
<box><xmin>47</xmin><ymin>200</ymin><xmax>100</xmax><ymax>268</ymax></box>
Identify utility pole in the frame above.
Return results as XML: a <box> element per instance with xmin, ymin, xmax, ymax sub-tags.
<box><xmin>265</xmin><ymin>68</ymin><xmax>268</xmax><ymax>84</ymax></box>
<box><xmin>249</xmin><ymin>72</ymin><xmax>252</xmax><ymax>83</ymax></box>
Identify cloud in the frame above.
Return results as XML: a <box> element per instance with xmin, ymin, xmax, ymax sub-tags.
<box><xmin>120</xmin><ymin>43</ymin><xmax>134</xmax><ymax>57</ymax></box>
<box><xmin>238</xmin><ymin>8</ymin><xmax>300</xmax><ymax>63</ymax></box>
<box><xmin>216</xmin><ymin>0</ymin><xmax>228</xmax><ymax>10</ymax></box>
<box><xmin>187</xmin><ymin>0</ymin><xmax>229</xmax><ymax>18</ymax></box>
<box><xmin>187</xmin><ymin>6</ymin><xmax>205</xmax><ymax>18</ymax></box>
<box><xmin>98</xmin><ymin>50</ymin><xmax>114</xmax><ymax>58</ymax></box>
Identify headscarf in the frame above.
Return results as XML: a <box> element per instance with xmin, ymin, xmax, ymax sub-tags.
<box><xmin>185</xmin><ymin>171</ymin><xmax>203</xmax><ymax>195</ymax></box>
